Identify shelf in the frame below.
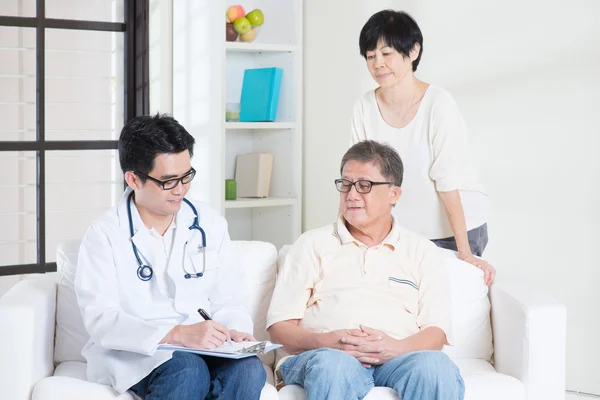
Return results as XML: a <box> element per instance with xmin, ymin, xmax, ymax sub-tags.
<box><xmin>225</xmin><ymin>197</ymin><xmax>297</xmax><ymax>209</ymax></box>
<box><xmin>225</xmin><ymin>122</ymin><xmax>297</xmax><ymax>130</ymax></box>
<box><xmin>225</xmin><ymin>42</ymin><xmax>300</xmax><ymax>53</ymax></box>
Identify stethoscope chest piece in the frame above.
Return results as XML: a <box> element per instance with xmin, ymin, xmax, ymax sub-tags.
<box><xmin>137</xmin><ymin>265</ymin><xmax>153</xmax><ymax>281</ymax></box>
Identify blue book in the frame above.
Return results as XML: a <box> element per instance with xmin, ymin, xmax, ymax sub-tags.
<box><xmin>239</xmin><ymin>67</ymin><xmax>283</xmax><ymax>122</ymax></box>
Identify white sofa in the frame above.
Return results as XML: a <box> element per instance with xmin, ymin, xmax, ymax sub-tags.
<box><xmin>0</xmin><ymin>240</ymin><xmax>566</xmax><ymax>400</ymax></box>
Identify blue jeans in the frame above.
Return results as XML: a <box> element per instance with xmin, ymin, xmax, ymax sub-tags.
<box><xmin>280</xmin><ymin>348</ymin><xmax>464</xmax><ymax>400</ymax></box>
<box><xmin>130</xmin><ymin>352</ymin><xmax>266</xmax><ymax>400</ymax></box>
<box><xmin>432</xmin><ymin>223</ymin><xmax>488</xmax><ymax>257</ymax></box>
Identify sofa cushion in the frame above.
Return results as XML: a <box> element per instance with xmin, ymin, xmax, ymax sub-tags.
<box><xmin>441</xmin><ymin>251</ymin><xmax>493</xmax><ymax>361</ymax></box>
<box><xmin>33</xmin><ymin>376</ymin><xmax>136</xmax><ymax>400</ymax></box>
<box><xmin>276</xmin><ymin>246</ymin><xmax>493</xmax><ymax>362</ymax></box>
<box><xmin>51</xmin><ymin>361</ymin><xmax>277</xmax><ymax>400</ymax></box>
<box><xmin>54</xmin><ymin>239</ymin><xmax>278</xmax><ymax>366</ymax></box>
<box><xmin>231</xmin><ymin>240</ymin><xmax>278</xmax><ymax>367</ymax></box>
<box><xmin>55</xmin><ymin>239</ymin><xmax>87</xmax><ymax>363</ymax></box>
<box><xmin>456</xmin><ymin>359</ymin><xmax>526</xmax><ymax>400</ymax></box>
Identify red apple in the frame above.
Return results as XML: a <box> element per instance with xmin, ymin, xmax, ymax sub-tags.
<box><xmin>226</xmin><ymin>23</ymin><xmax>238</xmax><ymax>41</ymax></box>
<box><xmin>226</xmin><ymin>5</ymin><xmax>245</xmax><ymax>23</ymax></box>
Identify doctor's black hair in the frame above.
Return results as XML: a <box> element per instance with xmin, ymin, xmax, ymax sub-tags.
<box><xmin>359</xmin><ymin>10</ymin><xmax>423</xmax><ymax>72</ymax></box>
<box><xmin>118</xmin><ymin>113</ymin><xmax>195</xmax><ymax>181</ymax></box>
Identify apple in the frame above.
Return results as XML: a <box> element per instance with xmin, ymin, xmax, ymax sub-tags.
<box><xmin>226</xmin><ymin>23</ymin><xmax>238</xmax><ymax>42</ymax></box>
<box><xmin>226</xmin><ymin>5</ymin><xmax>245</xmax><ymax>23</ymax></box>
<box><xmin>245</xmin><ymin>9</ymin><xmax>264</xmax><ymax>26</ymax></box>
<box><xmin>240</xmin><ymin>27</ymin><xmax>258</xmax><ymax>42</ymax></box>
<box><xmin>233</xmin><ymin>17</ymin><xmax>251</xmax><ymax>35</ymax></box>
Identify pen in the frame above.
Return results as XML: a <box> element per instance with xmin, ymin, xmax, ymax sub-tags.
<box><xmin>197</xmin><ymin>308</ymin><xmax>232</xmax><ymax>345</ymax></box>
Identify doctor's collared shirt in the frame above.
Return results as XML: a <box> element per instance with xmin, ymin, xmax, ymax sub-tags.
<box><xmin>266</xmin><ymin>215</ymin><xmax>453</xmax><ymax>343</ymax></box>
<box><xmin>130</xmin><ymin>203</ymin><xmax>176</xmax><ymax>298</ymax></box>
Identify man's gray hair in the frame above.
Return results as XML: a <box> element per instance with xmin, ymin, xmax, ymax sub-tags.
<box><xmin>340</xmin><ymin>140</ymin><xmax>404</xmax><ymax>187</ymax></box>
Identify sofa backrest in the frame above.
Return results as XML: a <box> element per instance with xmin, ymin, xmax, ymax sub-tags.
<box><xmin>276</xmin><ymin>245</ymin><xmax>493</xmax><ymax>361</ymax></box>
<box><xmin>54</xmin><ymin>239</ymin><xmax>278</xmax><ymax>366</ymax></box>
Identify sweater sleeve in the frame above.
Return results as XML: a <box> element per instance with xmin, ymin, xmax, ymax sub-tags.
<box><xmin>428</xmin><ymin>92</ymin><xmax>478</xmax><ymax>192</ymax></box>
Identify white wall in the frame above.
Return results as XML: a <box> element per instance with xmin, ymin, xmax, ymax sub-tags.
<box><xmin>304</xmin><ymin>0</ymin><xmax>600</xmax><ymax>395</ymax></box>
<box><xmin>172</xmin><ymin>0</ymin><xmax>224</xmax><ymax>209</ymax></box>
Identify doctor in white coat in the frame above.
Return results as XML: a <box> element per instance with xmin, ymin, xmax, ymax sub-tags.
<box><xmin>75</xmin><ymin>114</ymin><xmax>266</xmax><ymax>399</ymax></box>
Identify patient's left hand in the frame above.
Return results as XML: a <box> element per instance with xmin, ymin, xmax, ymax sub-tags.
<box><xmin>340</xmin><ymin>325</ymin><xmax>398</xmax><ymax>367</ymax></box>
<box><xmin>229</xmin><ymin>330</ymin><xmax>256</xmax><ymax>342</ymax></box>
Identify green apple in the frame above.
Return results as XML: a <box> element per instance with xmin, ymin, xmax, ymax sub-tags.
<box><xmin>245</xmin><ymin>9</ymin><xmax>264</xmax><ymax>26</ymax></box>
<box><xmin>233</xmin><ymin>17</ymin><xmax>251</xmax><ymax>35</ymax></box>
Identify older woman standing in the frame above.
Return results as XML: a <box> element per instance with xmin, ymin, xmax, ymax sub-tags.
<box><xmin>351</xmin><ymin>10</ymin><xmax>495</xmax><ymax>285</ymax></box>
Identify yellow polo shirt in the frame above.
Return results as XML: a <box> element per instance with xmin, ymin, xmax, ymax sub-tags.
<box><xmin>267</xmin><ymin>215</ymin><xmax>453</xmax><ymax>342</ymax></box>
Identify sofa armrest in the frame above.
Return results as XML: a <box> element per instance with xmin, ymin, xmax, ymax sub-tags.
<box><xmin>0</xmin><ymin>274</ymin><xmax>57</xmax><ymax>400</ymax></box>
<box><xmin>490</xmin><ymin>279</ymin><xmax>566</xmax><ymax>400</ymax></box>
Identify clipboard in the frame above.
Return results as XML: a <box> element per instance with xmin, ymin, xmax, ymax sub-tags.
<box><xmin>157</xmin><ymin>341</ymin><xmax>282</xmax><ymax>359</ymax></box>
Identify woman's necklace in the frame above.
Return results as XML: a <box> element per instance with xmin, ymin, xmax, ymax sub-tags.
<box><xmin>386</xmin><ymin>92</ymin><xmax>418</xmax><ymax>124</ymax></box>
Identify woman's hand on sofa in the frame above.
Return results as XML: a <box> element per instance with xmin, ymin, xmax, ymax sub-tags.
<box><xmin>458</xmin><ymin>252</ymin><xmax>496</xmax><ymax>286</ymax></box>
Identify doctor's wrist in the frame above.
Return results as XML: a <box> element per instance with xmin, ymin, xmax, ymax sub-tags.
<box><xmin>161</xmin><ymin>325</ymin><xmax>181</xmax><ymax>345</ymax></box>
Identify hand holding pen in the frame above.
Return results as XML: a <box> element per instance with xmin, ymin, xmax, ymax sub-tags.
<box><xmin>198</xmin><ymin>308</ymin><xmax>232</xmax><ymax>345</ymax></box>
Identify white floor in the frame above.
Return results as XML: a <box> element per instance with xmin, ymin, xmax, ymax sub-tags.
<box><xmin>566</xmin><ymin>393</ymin><xmax>598</xmax><ymax>399</ymax></box>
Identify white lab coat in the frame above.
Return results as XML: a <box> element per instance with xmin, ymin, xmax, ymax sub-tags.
<box><xmin>74</xmin><ymin>187</ymin><xmax>253</xmax><ymax>393</ymax></box>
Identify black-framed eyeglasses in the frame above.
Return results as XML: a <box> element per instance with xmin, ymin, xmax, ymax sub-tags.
<box><xmin>135</xmin><ymin>168</ymin><xmax>197</xmax><ymax>190</ymax></box>
<box><xmin>334</xmin><ymin>178</ymin><xmax>392</xmax><ymax>194</ymax></box>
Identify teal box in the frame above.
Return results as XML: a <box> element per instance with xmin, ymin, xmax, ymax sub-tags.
<box><xmin>239</xmin><ymin>67</ymin><xmax>283</xmax><ymax>122</ymax></box>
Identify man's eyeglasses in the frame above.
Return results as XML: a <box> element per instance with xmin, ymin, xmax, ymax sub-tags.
<box><xmin>135</xmin><ymin>168</ymin><xmax>196</xmax><ymax>190</ymax></box>
<box><xmin>334</xmin><ymin>178</ymin><xmax>392</xmax><ymax>194</ymax></box>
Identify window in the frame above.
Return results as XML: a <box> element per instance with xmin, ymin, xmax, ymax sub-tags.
<box><xmin>0</xmin><ymin>0</ymin><xmax>149</xmax><ymax>275</ymax></box>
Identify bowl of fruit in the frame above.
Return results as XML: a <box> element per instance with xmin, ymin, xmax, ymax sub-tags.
<box><xmin>226</xmin><ymin>5</ymin><xmax>264</xmax><ymax>43</ymax></box>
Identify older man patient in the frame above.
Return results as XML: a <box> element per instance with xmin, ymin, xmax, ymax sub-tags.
<box><xmin>266</xmin><ymin>140</ymin><xmax>464</xmax><ymax>400</ymax></box>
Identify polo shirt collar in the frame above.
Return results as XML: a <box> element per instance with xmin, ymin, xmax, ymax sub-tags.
<box><xmin>333</xmin><ymin>213</ymin><xmax>401</xmax><ymax>249</ymax></box>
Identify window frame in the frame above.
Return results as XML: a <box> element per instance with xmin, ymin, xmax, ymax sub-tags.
<box><xmin>0</xmin><ymin>0</ymin><xmax>149</xmax><ymax>276</ymax></box>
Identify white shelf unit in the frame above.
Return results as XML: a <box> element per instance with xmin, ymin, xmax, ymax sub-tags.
<box><xmin>225</xmin><ymin>197</ymin><xmax>297</xmax><ymax>209</ymax></box>
<box><xmin>223</xmin><ymin>0</ymin><xmax>303</xmax><ymax>249</ymax></box>
<box><xmin>173</xmin><ymin>0</ymin><xmax>302</xmax><ymax>250</ymax></box>
<box><xmin>224</xmin><ymin>122</ymin><xmax>297</xmax><ymax>130</ymax></box>
<box><xmin>225</xmin><ymin>42</ymin><xmax>300</xmax><ymax>53</ymax></box>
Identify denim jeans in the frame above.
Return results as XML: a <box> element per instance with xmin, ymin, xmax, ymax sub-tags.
<box><xmin>432</xmin><ymin>223</ymin><xmax>489</xmax><ymax>257</ymax></box>
<box><xmin>130</xmin><ymin>351</ymin><xmax>266</xmax><ymax>400</ymax></box>
<box><xmin>280</xmin><ymin>348</ymin><xmax>464</xmax><ymax>400</ymax></box>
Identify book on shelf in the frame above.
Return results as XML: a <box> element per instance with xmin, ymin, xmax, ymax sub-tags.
<box><xmin>239</xmin><ymin>67</ymin><xmax>283</xmax><ymax>122</ymax></box>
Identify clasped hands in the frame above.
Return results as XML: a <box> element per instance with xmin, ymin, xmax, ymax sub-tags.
<box><xmin>331</xmin><ymin>325</ymin><xmax>398</xmax><ymax>367</ymax></box>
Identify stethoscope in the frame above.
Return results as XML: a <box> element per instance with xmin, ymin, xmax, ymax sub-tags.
<box><xmin>127</xmin><ymin>192</ymin><xmax>207</xmax><ymax>281</ymax></box>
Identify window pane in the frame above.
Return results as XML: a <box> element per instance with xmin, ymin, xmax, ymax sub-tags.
<box><xmin>0</xmin><ymin>151</ymin><xmax>37</xmax><ymax>267</ymax></box>
<box><xmin>46</xmin><ymin>0</ymin><xmax>124</xmax><ymax>23</ymax></box>
<box><xmin>45</xmin><ymin>150</ymin><xmax>123</xmax><ymax>262</ymax></box>
<box><xmin>0</xmin><ymin>26</ymin><xmax>36</xmax><ymax>141</ymax></box>
<box><xmin>0</xmin><ymin>0</ymin><xmax>35</xmax><ymax>17</ymax></box>
<box><xmin>45</xmin><ymin>29</ymin><xmax>124</xmax><ymax>141</ymax></box>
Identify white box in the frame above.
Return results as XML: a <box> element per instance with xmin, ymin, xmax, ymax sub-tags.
<box><xmin>234</xmin><ymin>153</ymin><xmax>274</xmax><ymax>198</ymax></box>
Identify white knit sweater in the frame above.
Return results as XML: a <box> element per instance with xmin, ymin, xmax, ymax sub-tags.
<box><xmin>351</xmin><ymin>85</ymin><xmax>488</xmax><ymax>239</ymax></box>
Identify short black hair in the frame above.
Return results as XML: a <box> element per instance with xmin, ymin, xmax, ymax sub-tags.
<box><xmin>118</xmin><ymin>113</ymin><xmax>195</xmax><ymax>181</ymax></box>
<box><xmin>359</xmin><ymin>10</ymin><xmax>424</xmax><ymax>72</ymax></box>
<box><xmin>341</xmin><ymin>140</ymin><xmax>404</xmax><ymax>187</ymax></box>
